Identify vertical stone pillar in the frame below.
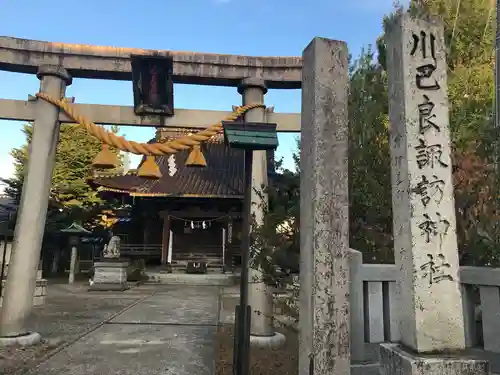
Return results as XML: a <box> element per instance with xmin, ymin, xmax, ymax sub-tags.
<box><xmin>68</xmin><ymin>246</ymin><xmax>77</xmax><ymax>284</ymax></box>
<box><xmin>299</xmin><ymin>38</ymin><xmax>350</xmax><ymax>375</ymax></box>
<box><xmin>0</xmin><ymin>65</ymin><xmax>71</xmax><ymax>339</ymax></box>
<box><xmin>161</xmin><ymin>214</ymin><xmax>171</xmax><ymax>265</ymax></box>
<box><xmin>167</xmin><ymin>231</ymin><xmax>173</xmax><ymax>264</ymax></box>
<box><xmin>222</xmin><ymin>227</ymin><xmax>226</xmax><ymax>270</ymax></box>
<box><xmin>238</xmin><ymin>79</ymin><xmax>283</xmax><ymax>346</ymax></box>
<box><xmin>51</xmin><ymin>249</ymin><xmax>60</xmax><ymax>275</ymax></box>
<box><xmin>380</xmin><ymin>14</ymin><xmax>489</xmax><ymax>375</ymax></box>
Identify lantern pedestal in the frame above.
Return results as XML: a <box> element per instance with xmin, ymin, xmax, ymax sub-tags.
<box><xmin>89</xmin><ymin>260</ymin><xmax>129</xmax><ymax>291</ymax></box>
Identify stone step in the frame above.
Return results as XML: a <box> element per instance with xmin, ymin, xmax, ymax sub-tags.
<box><xmin>170</xmin><ymin>258</ymin><xmax>222</xmax><ymax>264</ymax></box>
<box><xmin>163</xmin><ymin>267</ymin><xmax>225</xmax><ymax>274</ymax></box>
<box><xmin>145</xmin><ymin>272</ymin><xmax>237</xmax><ymax>286</ymax></box>
<box><xmin>172</xmin><ymin>253</ymin><xmax>221</xmax><ymax>258</ymax></box>
<box><xmin>170</xmin><ymin>262</ymin><xmax>222</xmax><ymax>268</ymax></box>
<box><xmin>169</xmin><ymin>259</ymin><xmax>224</xmax><ymax>268</ymax></box>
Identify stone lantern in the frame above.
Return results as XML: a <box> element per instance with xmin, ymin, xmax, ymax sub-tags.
<box><xmin>60</xmin><ymin>222</ymin><xmax>91</xmax><ymax>284</ymax></box>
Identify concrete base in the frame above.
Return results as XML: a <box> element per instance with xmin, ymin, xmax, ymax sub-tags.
<box><xmin>0</xmin><ymin>332</ymin><xmax>42</xmax><ymax>347</ymax></box>
<box><xmin>379</xmin><ymin>343</ymin><xmax>490</xmax><ymax>375</ymax></box>
<box><xmin>249</xmin><ymin>332</ymin><xmax>286</xmax><ymax>348</ymax></box>
<box><xmin>89</xmin><ymin>260</ymin><xmax>129</xmax><ymax>292</ymax></box>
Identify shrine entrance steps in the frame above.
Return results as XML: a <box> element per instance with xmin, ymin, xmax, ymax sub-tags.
<box><xmin>145</xmin><ymin>252</ymin><xmax>234</xmax><ymax>285</ymax></box>
<box><xmin>169</xmin><ymin>253</ymin><xmax>224</xmax><ymax>273</ymax></box>
<box><xmin>25</xmin><ymin>285</ymin><xmax>219</xmax><ymax>375</ymax></box>
<box><xmin>145</xmin><ymin>270</ymin><xmax>237</xmax><ymax>286</ymax></box>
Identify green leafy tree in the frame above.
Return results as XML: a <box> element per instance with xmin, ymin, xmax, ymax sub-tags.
<box><xmin>348</xmin><ymin>48</ymin><xmax>393</xmax><ymax>263</ymax></box>
<box><xmin>2</xmin><ymin>123</ymin><xmax>122</xmax><ymax>231</ymax></box>
<box><xmin>351</xmin><ymin>0</ymin><xmax>498</xmax><ymax>264</ymax></box>
<box><xmin>256</xmin><ymin>48</ymin><xmax>394</xmax><ymax>267</ymax></box>
<box><xmin>406</xmin><ymin>0</ymin><xmax>499</xmax><ymax>264</ymax></box>
<box><xmin>247</xmin><ymin>0</ymin><xmax>499</xmax><ymax>329</ymax></box>
<box><xmin>256</xmin><ymin>0</ymin><xmax>499</xmax><ymax>281</ymax></box>
<box><xmin>254</xmin><ymin>146</ymin><xmax>300</xmax><ymax>277</ymax></box>
<box><xmin>252</xmin><ymin>47</ymin><xmax>394</xmax><ymax>288</ymax></box>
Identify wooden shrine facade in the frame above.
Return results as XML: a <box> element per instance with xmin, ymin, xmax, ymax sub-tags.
<box><xmin>106</xmin><ymin>198</ymin><xmax>244</xmax><ymax>267</ymax></box>
<box><xmin>89</xmin><ymin>128</ymin><xmax>274</xmax><ymax>267</ymax></box>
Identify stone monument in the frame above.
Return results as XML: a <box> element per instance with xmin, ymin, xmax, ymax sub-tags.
<box><xmin>299</xmin><ymin>37</ymin><xmax>350</xmax><ymax>375</ymax></box>
<box><xmin>380</xmin><ymin>13</ymin><xmax>489</xmax><ymax>374</ymax></box>
<box><xmin>89</xmin><ymin>234</ymin><xmax>128</xmax><ymax>291</ymax></box>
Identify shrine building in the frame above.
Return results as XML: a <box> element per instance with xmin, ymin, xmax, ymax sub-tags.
<box><xmin>88</xmin><ymin>127</ymin><xmax>274</xmax><ymax>271</ymax></box>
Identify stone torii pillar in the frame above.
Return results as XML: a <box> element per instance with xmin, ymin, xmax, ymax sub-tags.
<box><xmin>238</xmin><ymin>78</ymin><xmax>285</xmax><ymax>347</ymax></box>
<box><xmin>0</xmin><ymin>65</ymin><xmax>72</xmax><ymax>343</ymax></box>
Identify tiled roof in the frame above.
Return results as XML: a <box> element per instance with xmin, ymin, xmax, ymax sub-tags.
<box><xmin>90</xmin><ymin>138</ymin><xmax>245</xmax><ymax>198</ymax></box>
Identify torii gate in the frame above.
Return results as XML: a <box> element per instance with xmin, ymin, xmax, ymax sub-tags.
<box><xmin>0</xmin><ymin>36</ymin><xmax>350</xmax><ymax>375</ymax></box>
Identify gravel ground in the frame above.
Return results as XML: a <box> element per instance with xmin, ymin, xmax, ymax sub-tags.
<box><xmin>214</xmin><ymin>325</ymin><xmax>500</xmax><ymax>375</ymax></box>
<box><xmin>216</xmin><ymin>292</ymin><xmax>301</xmax><ymax>375</ymax></box>
<box><xmin>4</xmin><ymin>281</ymin><xmax>500</xmax><ymax>375</ymax></box>
<box><xmin>215</xmin><ymin>324</ymin><xmax>298</xmax><ymax>375</ymax></box>
<box><xmin>0</xmin><ymin>282</ymin><xmax>154</xmax><ymax>375</ymax></box>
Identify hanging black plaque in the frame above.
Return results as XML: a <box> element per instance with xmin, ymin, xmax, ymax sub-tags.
<box><xmin>131</xmin><ymin>55</ymin><xmax>174</xmax><ymax>116</ymax></box>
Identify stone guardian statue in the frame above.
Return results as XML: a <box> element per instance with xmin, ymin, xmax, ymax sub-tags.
<box><xmin>103</xmin><ymin>235</ymin><xmax>121</xmax><ymax>259</ymax></box>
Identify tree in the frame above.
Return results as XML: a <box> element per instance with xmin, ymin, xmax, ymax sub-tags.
<box><xmin>2</xmin><ymin>123</ymin><xmax>122</xmax><ymax>231</ymax></box>
<box><xmin>250</xmin><ymin>46</ymin><xmax>395</xmax><ymax>303</ymax></box>
<box><xmin>244</xmin><ymin>0</ymin><xmax>500</xmax><ymax>332</ymax></box>
<box><xmin>257</xmin><ymin>0</ymin><xmax>500</xmax><ymax>286</ymax></box>
<box><xmin>256</xmin><ymin>47</ymin><xmax>394</xmax><ymax>269</ymax></box>
<box><xmin>453</xmin><ymin>143</ymin><xmax>498</xmax><ymax>265</ymax></box>
<box><xmin>254</xmin><ymin>144</ymin><xmax>300</xmax><ymax>276</ymax></box>
<box><xmin>406</xmin><ymin>0</ymin><xmax>499</xmax><ymax>264</ymax></box>
<box><xmin>355</xmin><ymin>0</ymin><xmax>498</xmax><ymax>264</ymax></box>
<box><xmin>348</xmin><ymin>47</ymin><xmax>393</xmax><ymax>263</ymax></box>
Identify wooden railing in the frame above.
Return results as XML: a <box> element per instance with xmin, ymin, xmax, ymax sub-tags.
<box><xmin>120</xmin><ymin>244</ymin><xmax>162</xmax><ymax>257</ymax></box>
<box><xmin>117</xmin><ymin>244</ymin><xmax>231</xmax><ymax>261</ymax></box>
<box><xmin>349</xmin><ymin>249</ymin><xmax>500</xmax><ymax>361</ymax></box>
<box><xmin>117</xmin><ymin>243</ymin><xmax>241</xmax><ymax>261</ymax></box>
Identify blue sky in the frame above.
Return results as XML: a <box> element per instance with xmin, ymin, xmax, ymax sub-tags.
<box><xmin>0</xmin><ymin>0</ymin><xmax>404</xmax><ymax>185</ymax></box>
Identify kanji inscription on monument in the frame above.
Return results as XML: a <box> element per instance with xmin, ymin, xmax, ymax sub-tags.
<box><xmin>386</xmin><ymin>15</ymin><xmax>466</xmax><ymax>353</ymax></box>
<box><xmin>411</xmin><ymin>175</ymin><xmax>445</xmax><ymax>207</ymax></box>
<box><xmin>419</xmin><ymin>253</ymin><xmax>453</xmax><ymax>286</ymax></box>
<box><xmin>418</xmin><ymin>95</ymin><xmax>440</xmax><ymax>134</ymax></box>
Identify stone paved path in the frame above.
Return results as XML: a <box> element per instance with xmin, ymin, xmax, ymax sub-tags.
<box><xmin>25</xmin><ymin>285</ymin><xmax>220</xmax><ymax>375</ymax></box>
